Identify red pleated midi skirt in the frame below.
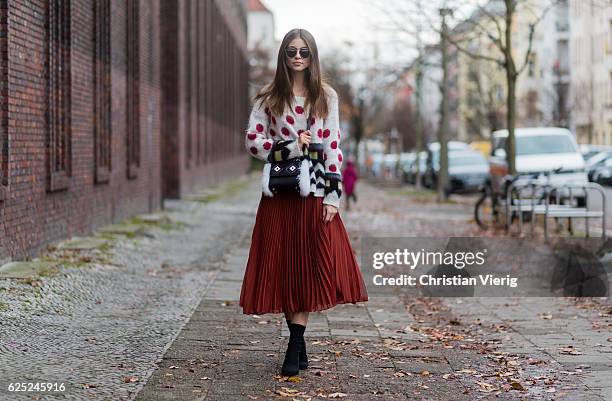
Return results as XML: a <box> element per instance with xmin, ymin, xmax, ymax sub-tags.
<box><xmin>239</xmin><ymin>191</ymin><xmax>369</xmax><ymax>315</ymax></box>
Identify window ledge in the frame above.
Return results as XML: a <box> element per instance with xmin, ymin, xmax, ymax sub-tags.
<box><xmin>48</xmin><ymin>171</ymin><xmax>70</xmax><ymax>192</ymax></box>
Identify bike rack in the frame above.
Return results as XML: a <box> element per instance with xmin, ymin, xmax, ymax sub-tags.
<box><xmin>542</xmin><ymin>183</ymin><xmax>606</xmax><ymax>240</ymax></box>
<box><xmin>503</xmin><ymin>181</ymin><xmax>607</xmax><ymax>240</ymax></box>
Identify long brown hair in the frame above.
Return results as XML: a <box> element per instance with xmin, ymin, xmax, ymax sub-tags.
<box><xmin>254</xmin><ymin>28</ymin><xmax>329</xmax><ymax>119</ymax></box>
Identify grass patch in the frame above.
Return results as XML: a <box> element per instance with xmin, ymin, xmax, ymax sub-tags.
<box><xmin>128</xmin><ymin>214</ymin><xmax>187</xmax><ymax>231</ymax></box>
<box><xmin>187</xmin><ymin>176</ymin><xmax>250</xmax><ymax>204</ymax></box>
<box><xmin>0</xmin><ymin>301</ymin><xmax>8</xmax><ymax>311</ymax></box>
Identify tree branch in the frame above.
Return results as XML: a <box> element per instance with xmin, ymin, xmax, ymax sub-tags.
<box><xmin>517</xmin><ymin>0</ymin><xmax>558</xmax><ymax>75</ymax></box>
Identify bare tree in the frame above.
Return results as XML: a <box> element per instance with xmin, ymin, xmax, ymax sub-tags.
<box><xmin>379</xmin><ymin>0</ymin><xmax>558</xmax><ymax>175</ymax></box>
<box><xmin>441</xmin><ymin>0</ymin><xmax>558</xmax><ymax>175</ymax></box>
<box><xmin>464</xmin><ymin>52</ymin><xmax>506</xmax><ymax>137</ymax></box>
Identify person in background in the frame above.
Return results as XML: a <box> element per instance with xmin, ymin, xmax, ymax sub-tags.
<box><xmin>343</xmin><ymin>159</ymin><xmax>358</xmax><ymax>211</ymax></box>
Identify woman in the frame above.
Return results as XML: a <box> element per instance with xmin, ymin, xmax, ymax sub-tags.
<box><xmin>239</xmin><ymin>28</ymin><xmax>369</xmax><ymax>377</ymax></box>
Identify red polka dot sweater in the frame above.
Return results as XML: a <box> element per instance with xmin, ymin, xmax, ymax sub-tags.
<box><xmin>245</xmin><ymin>86</ymin><xmax>343</xmax><ymax>208</ymax></box>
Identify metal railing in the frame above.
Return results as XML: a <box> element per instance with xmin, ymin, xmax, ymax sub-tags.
<box><xmin>504</xmin><ymin>180</ymin><xmax>606</xmax><ymax>240</ymax></box>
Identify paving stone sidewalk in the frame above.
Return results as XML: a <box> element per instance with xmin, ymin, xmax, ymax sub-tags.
<box><xmin>0</xmin><ymin>176</ymin><xmax>257</xmax><ymax>401</ymax></box>
<box><xmin>135</xmin><ymin>178</ymin><xmax>611</xmax><ymax>401</ymax></box>
<box><xmin>135</xmin><ymin>227</ymin><xmax>457</xmax><ymax>401</ymax></box>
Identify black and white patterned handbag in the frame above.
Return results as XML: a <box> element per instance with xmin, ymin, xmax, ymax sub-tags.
<box><xmin>262</xmin><ymin>110</ymin><xmax>312</xmax><ymax>197</ymax></box>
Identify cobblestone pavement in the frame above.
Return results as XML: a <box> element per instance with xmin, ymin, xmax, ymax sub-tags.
<box><xmin>136</xmin><ymin>176</ymin><xmax>611</xmax><ymax>400</ymax></box>
<box><xmin>0</xmin><ymin>177</ymin><xmax>256</xmax><ymax>400</ymax></box>
<box><xmin>1</xmin><ymin>173</ymin><xmax>611</xmax><ymax>400</ymax></box>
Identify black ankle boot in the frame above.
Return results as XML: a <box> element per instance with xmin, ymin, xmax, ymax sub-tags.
<box><xmin>281</xmin><ymin>338</ymin><xmax>301</xmax><ymax>376</ymax></box>
<box><xmin>286</xmin><ymin>320</ymin><xmax>308</xmax><ymax>370</ymax></box>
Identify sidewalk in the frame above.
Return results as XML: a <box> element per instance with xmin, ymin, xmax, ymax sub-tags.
<box><xmin>1</xmin><ymin>172</ymin><xmax>609</xmax><ymax>400</ymax></box>
<box><xmin>135</xmin><ymin>225</ymin><xmax>465</xmax><ymax>400</ymax></box>
<box><xmin>135</xmin><ymin>178</ymin><xmax>611</xmax><ymax>400</ymax></box>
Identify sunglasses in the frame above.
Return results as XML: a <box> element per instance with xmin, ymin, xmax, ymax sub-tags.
<box><xmin>285</xmin><ymin>46</ymin><xmax>310</xmax><ymax>59</ymax></box>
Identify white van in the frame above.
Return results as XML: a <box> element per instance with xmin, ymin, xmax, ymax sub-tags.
<box><xmin>489</xmin><ymin>127</ymin><xmax>588</xmax><ymax>203</ymax></box>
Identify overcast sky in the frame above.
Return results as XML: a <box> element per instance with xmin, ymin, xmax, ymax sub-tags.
<box><xmin>260</xmin><ymin>0</ymin><xmax>416</xmax><ymax>69</ymax></box>
<box><xmin>259</xmin><ymin>0</ymin><xmax>482</xmax><ymax>73</ymax></box>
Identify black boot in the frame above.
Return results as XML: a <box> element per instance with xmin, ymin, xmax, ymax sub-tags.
<box><xmin>281</xmin><ymin>337</ymin><xmax>301</xmax><ymax>376</ymax></box>
<box><xmin>286</xmin><ymin>319</ymin><xmax>308</xmax><ymax>370</ymax></box>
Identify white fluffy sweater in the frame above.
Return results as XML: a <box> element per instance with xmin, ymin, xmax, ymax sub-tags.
<box><xmin>245</xmin><ymin>87</ymin><xmax>343</xmax><ymax>208</ymax></box>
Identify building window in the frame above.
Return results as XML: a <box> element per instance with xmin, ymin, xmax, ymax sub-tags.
<box><xmin>46</xmin><ymin>0</ymin><xmax>72</xmax><ymax>192</ymax></box>
<box><xmin>126</xmin><ymin>0</ymin><xmax>140</xmax><ymax>179</ymax></box>
<box><xmin>94</xmin><ymin>0</ymin><xmax>111</xmax><ymax>184</ymax></box>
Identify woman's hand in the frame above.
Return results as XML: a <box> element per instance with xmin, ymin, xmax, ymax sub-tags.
<box><xmin>298</xmin><ymin>130</ymin><xmax>312</xmax><ymax>148</ymax></box>
<box><xmin>323</xmin><ymin>204</ymin><xmax>338</xmax><ymax>223</ymax></box>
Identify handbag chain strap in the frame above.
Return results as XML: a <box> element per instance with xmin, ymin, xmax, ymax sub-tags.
<box><xmin>302</xmin><ymin>106</ymin><xmax>312</xmax><ymax>155</ymax></box>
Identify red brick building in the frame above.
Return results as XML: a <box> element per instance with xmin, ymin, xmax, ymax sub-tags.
<box><xmin>160</xmin><ymin>0</ymin><xmax>249</xmax><ymax>198</ymax></box>
<box><xmin>0</xmin><ymin>0</ymin><xmax>249</xmax><ymax>261</ymax></box>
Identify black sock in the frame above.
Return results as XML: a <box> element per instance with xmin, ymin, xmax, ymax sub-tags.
<box><xmin>288</xmin><ymin>322</ymin><xmax>306</xmax><ymax>340</ymax></box>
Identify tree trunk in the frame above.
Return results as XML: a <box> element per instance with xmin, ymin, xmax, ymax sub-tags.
<box><xmin>438</xmin><ymin>8</ymin><xmax>451</xmax><ymax>201</ymax></box>
<box><xmin>506</xmin><ymin>70</ymin><xmax>517</xmax><ymax>175</ymax></box>
<box><xmin>505</xmin><ymin>0</ymin><xmax>517</xmax><ymax>176</ymax></box>
<box><xmin>414</xmin><ymin>57</ymin><xmax>423</xmax><ymax>190</ymax></box>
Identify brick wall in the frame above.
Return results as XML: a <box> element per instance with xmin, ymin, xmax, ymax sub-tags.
<box><xmin>0</xmin><ymin>0</ymin><xmax>162</xmax><ymax>260</ymax></box>
<box><xmin>160</xmin><ymin>0</ymin><xmax>250</xmax><ymax>198</ymax></box>
<box><xmin>0</xmin><ymin>0</ymin><xmax>7</xmax><ymax>261</ymax></box>
<box><xmin>0</xmin><ymin>0</ymin><xmax>249</xmax><ymax>261</ymax></box>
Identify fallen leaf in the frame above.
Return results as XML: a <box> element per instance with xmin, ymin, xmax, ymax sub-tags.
<box><xmin>559</xmin><ymin>346</ymin><xmax>582</xmax><ymax>355</ymax></box>
<box><xmin>476</xmin><ymin>381</ymin><xmax>496</xmax><ymax>392</ymax></box>
<box><xmin>509</xmin><ymin>381</ymin><xmax>524</xmax><ymax>390</ymax></box>
<box><xmin>275</xmin><ymin>387</ymin><xmax>303</xmax><ymax>397</ymax></box>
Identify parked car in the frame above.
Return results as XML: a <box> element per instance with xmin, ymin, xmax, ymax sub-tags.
<box><xmin>399</xmin><ymin>152</ymin><xmax>416</xmax><ymax>170</ymax></box>
<box><xmin>404</xmin><ymin>151</ymin><xmax>428</xmax><ymax>185</ymax></box>
<box><xmin>489</xmin><ymin>127</ymin><xmax>588</xmax><ymax>205</ymax></box>
<box><xmin>425</xmin><ymin>150</ymin><xmax>489</xmax><ymax>195</ymax></box>
<box><xmin>586</xmin><ymin>151</ymin><xmax>612</xmax><ymax>181</ymax></box>
<box><xmin>580</xmin><ymin>144</ymin><xmax>612</xmax><ymax>162</ymax></box>
<box><xmin>591</xmin><ymin>157</ymin><xmax>612</xmax><ymax>185</ymax></box>
<box><xmin>399</xmin><ymin>152</ymin><xmax>416</xmax><ymax>182</ymax></box>
<box><xmin>370</xmin><ymin>153</ymin><xmax>385</xmax><ymax>177</ymax></box>
<box><xmin>383</xmin><ymin>153</ymin><xmax>399</xmax><ymax>178</ymax></box>
<box><xmin>424</xmin><ymin>141</ymin><xmax>470</xmax><ymax>188</ymax></box>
